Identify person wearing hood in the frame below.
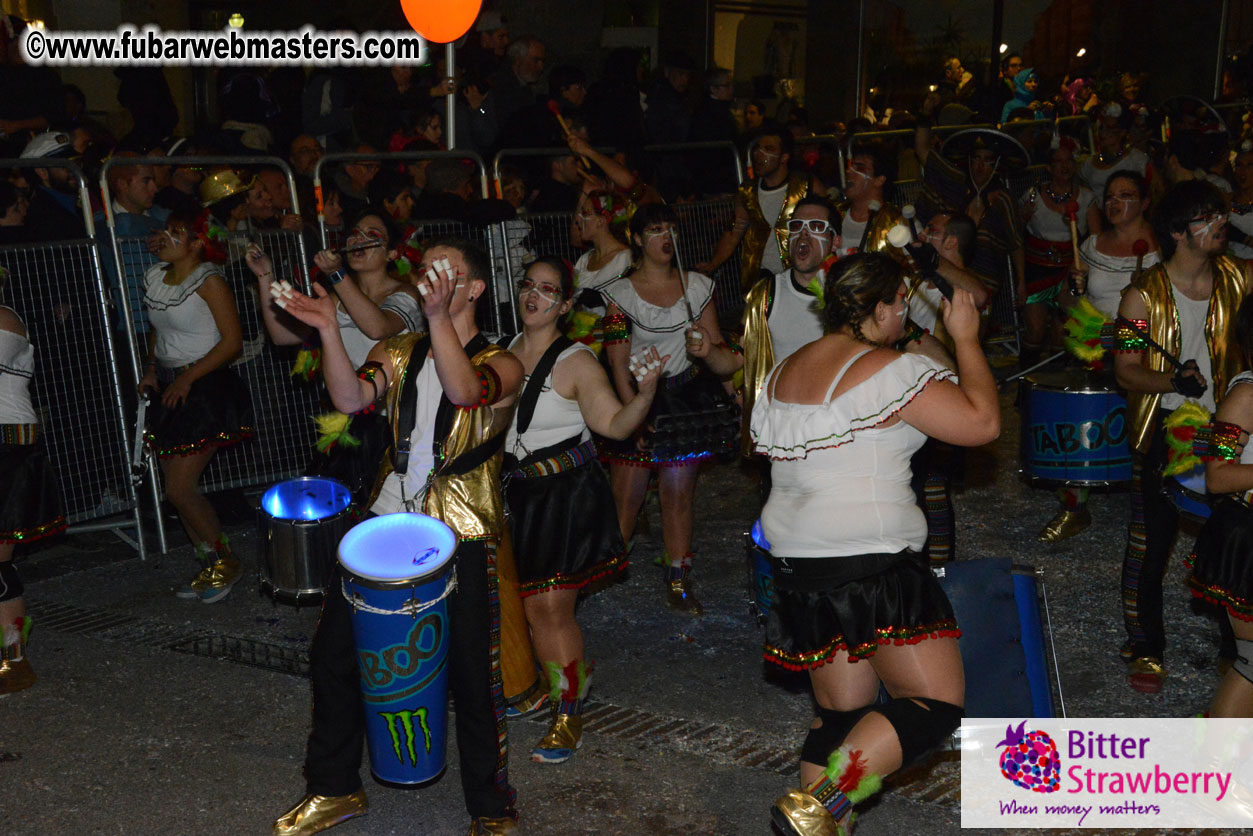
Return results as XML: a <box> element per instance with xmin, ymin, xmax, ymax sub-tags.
<box><xmin>1002</xmin><ymin>68</ymin><xmax>1051</xmax><ymax>124</ymax></box>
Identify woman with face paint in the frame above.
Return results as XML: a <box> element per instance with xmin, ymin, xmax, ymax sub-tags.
<box><xmin>246</xmin><ymin>206</ymin><xmax>423</xmax><ymax>369</ymax></box>
<box><xmin>502</xmin><ymin>257</ymin><xmax>667</xmax><ymax>763</ymax></box>
<box><xmin>754</xmin><ymin>253</ymin><xmax>998</xmax><ymax>836</ymax></box>
<box><xmin>1036</xmin><ymin>171</ymin><xmax>1161</xmax><ymax>544</ymax></box>
<box><xmin>600</xmin><ymin>203</ymin><xmax>744</xmax><ymax>614</ymax></box>
<box><xmin>567</xmin><ymin>191</ymin><xmax>634</xmax><ymax>339</ymax></box>
<box><xmin>139</xmin><ymin>209</ymin><xmax>252</xmax><ymax>603</ymax></box>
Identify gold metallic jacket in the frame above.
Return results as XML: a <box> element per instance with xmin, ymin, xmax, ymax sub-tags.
<box><xmin>1124</xmin><ymin>255</ymin><xmax>1250</xmax><ymax>454</ymax></box>
<box><xmin>372</xmin><ymin>333</ymin><xmax>517</xmax><ymax>540</ymax></box>
<box><xmin>740</xmin><ymin>275</ymin><xmax>777</xmax><ymax>457</ymax></box>
<box><xmin>837</xmin><ymin>200</ymin><xmax>905</xmax><ymax>256</ymax></box>
<box><xmin>738</xmin><ymin>172</ymin><xmax>810</xmax><ymax>292</ymax></box>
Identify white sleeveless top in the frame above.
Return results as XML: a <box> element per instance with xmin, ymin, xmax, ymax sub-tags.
<box><xmin>751</xmin><ymin>350</ymin><xmax>956</xmax><ymax>558</ymax></box>
<box><xmin>505</xmin><ymin>338</ymin><xmax>594</xmax><ymax>458</ymax></box>
<box><xmin>336</xmin><ymin>288</ymin><xmax>422</xmax><ymax>369</ymax></box>
<box><xmin>1162</xmin><ymin>285</ymin><xmax>1216</xmax><ymax>413</ymax></box>
<box><xmin>573</xmin><ymin>248</ymin><xmax>633</xmax><ymax>319</ymax></box>
<box><xmin>371</xmin><ymin>355</ymin><xmax>443</xmax><ymax>517</ymax></box>
<box><xmin>1080</xmin><ymin>235</ymin><xmax>1160</xmax><ymax>318</ymax></box>
<box><xmin>600</xmin><ymin>271</ymin><xmax>715</xmax><ymax>376</ymax></box>
<box><xmin>1021</xmin><ymin>186</ymin><xmax>1096</xmax><ymax>241</ymax></box>
<box><xmin>1229</xmin><ymin>206</ymin><xmax>1253</xmax><ymax>261</ymax></box>
<box><xmin>144</xmin><ymin>262</ymin><xmax>224</xmax><ymax>366</ymax></box>
<box><xmin>0</xmin><ymin>306</ymin><xmax>37</xmax><ymax>424</ymax></box>
<box><xmin>768</xmin><ymin>270</ymin><xmax>825</xmax><ymax>363</ymax></box>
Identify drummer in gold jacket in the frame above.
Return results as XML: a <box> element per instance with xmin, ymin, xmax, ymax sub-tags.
<box><xmin>1114</xmin><ymin>180</ymin><xmax>1253</xmax><ymax>697</ymax></box>
<box><xmin>269</xmin><ymin>239</ymin><xmax>527</xmax><ymax>836</ymax></box>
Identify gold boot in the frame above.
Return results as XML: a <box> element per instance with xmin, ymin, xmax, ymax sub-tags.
<box><xmin>273</xmin><ymin>790</ymin><xmax>368</xmax><ymax>836</ymax></box>
<box><xmin>0</xmin><ymin>616</ymin><xmax>36</xmax><ymax>696</ymax></box>
<box><xmin>531</xmin><ymin>712</ymin><xmax>584</xmax><ymax>764</ymax></box>
<box><xmin>466</xmin><ymin>817</ymin><xmax>517</xmax><ymax>835</ymax></box>
<box><xmin>665</xmin><ymin>564</ymin><xmax>703</xmax><ymax>615</ymax></box>
<box><xmin>771</xmin><ymin>790</ymin><xmax>842</xmax><ymax>836</ymax></box>
<box><xmin>1036</xmin><ymin>508</ymin><xmax>1091</xmax><ymax>543</ymax></box>
<box><xmin>1127</xmin><ymin>657</ymin><xmax>1166</xmax><ymax>694</ymax></box>
<box><xmin>197</xmin><ymin>555</ymin><xmax>244</xmax><ymax>604</ymax></box>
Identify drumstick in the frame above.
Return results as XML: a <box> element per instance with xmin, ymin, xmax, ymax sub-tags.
<box><xmin>671</xmin><ymin>229</ymin><xmax>701</xmax><ymax>325</ymax></box>
<box><xmin>547</xmin><ymin>100</ymin><xmax>591</xmax><ymax>172</ymax></box>
<box><xmin>1000</xmin><ymin>351</ymin><xmax>1067</xmax><ymax>387</ymax></box>
<box><xmin>1131</xmin><ymin>238</ymin><xmax>1149</xmax><ymax>279</ymax></box>
<box><xmin>1064</xmin><ymin>200</ymin><xmax>1082</xmax><ymax>269</ymax></box>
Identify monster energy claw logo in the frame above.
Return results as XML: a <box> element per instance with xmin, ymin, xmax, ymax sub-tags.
<box><xmin>380</xmin><ymin>707</ymin><xmax>432</xmax><ymax>767</ymax></box>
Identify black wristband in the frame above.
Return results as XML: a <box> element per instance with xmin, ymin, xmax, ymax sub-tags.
<box><xmin>1171</xmin><ymin>363</ymin><xmax>1207</xmax><ymax>399</ymax></box>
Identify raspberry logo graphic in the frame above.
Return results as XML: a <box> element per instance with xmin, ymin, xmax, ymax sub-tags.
<box><xmin>997</xmin><ymin>720</ymin><xmax>1061</xmax><ymax>793</ymax></box>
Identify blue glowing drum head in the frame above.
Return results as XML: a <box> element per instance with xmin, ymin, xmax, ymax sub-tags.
<box><xmin>261</xmin><ymin>477</ymin><xmax>352</xmax><ymax>521</ymax></box>
<box><xmin>750</xmin><ymin>518</ymin><xmax>771</xmax><ymax>551</ymax></box>
<box><xmin>338</xmin><ymin>513</ymin><xmax>458</xmax><ymax>587</ymax></box>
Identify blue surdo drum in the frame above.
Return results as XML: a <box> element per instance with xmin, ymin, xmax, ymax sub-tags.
<box><xmin>1020</xmin><ymin>370</ymin><xmax>1132</xmax><ymax>486</ymax></box>
<box><xmin>339</xmin><ymin>513</ymin><xmax>458</xmax><ymax>786</ymax></box>
<box><xmin>1166</xmin><ymin>463</ymin><xmax>1211</xmax><ymax>525</ymax></box>
<box><xmin>744</xmin><ymin>519</ymin><xmax>774</xmax><ymax>624</ymax></box>
<box><xmin>258</xmin><ymin>477</ymin><xmax>354</xmax><ymax>603</ymax></box>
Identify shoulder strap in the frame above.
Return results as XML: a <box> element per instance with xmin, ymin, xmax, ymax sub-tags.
<box><xmin>823</xmin><ymin>348</ymin><xmax>875</xmax><ymax>402</ymax></box>
<box><xmin>391</xmin><ymin>335</ymin><xmax>431</xmax><ymax>476</ymax></box>
<box><xmin>516</xmin><ymin>335</ymin><xmax>574</xmax><ymax>436</ymax></box>
<box><xmin>432</xmin><ymin>333</ymin><xmax>508</xmax><ymax>478</ymax></box>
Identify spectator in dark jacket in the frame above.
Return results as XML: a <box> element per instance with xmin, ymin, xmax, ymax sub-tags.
<box><xmin>645</xmin><ymin>51</ymin><xmax>694</xmax><ymax>145</ymax></box>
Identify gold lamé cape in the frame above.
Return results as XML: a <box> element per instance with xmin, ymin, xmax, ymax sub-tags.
<box><xmin>1124</xmin><ymin>256</ymin><xmax>1250</xmax><ymax>454</ymax></box>
<box><xmin>369</xmin><ymin>332</ymin><xmax>517</xmax><ymax>540</ymax></box>
<box><xmin>738</xmin><ymin>172</ymin><xmax>810</xmax><ymax>292</ymax></box>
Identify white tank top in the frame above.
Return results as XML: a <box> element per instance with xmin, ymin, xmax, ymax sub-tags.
<box><xmin>144</xmin><ymin>262</ymin><xmax>223</xmax><ymax>366</ymax></box>
<box><xmin>758</xmin><ymin>181</ymin><xmax>788</xmax><ymax>273</ymax></box>
<box><xmin>751</xmin><ymin>351</ymin><xmax>956</xmax><ymax>557</ymax></box>
<box><xmin>1021</xmin><ymin>186</ymin><xmax>1095</xmax><ymax>241</ymax></box>
<box><xmin>1162</xmin><ymin>285</ymin><xmax>1216</xmax><ymax>413</ymax></box>
<box><xmin>371</xmin><ymin>354</ymin><xmax>443</xmax><ymax>516</ymax></box>
<box><xmin>768</xmin><ymin>270</ymin><xmax>825</xmax><ymax>363</ymax></box>
<box><xmin>505</xmin><ymin>339</ymin><xmax>593</xmax><ymax>458</ymax></box>
<box><xmin>0</xmin><ymin>307</ymin><xmax>37</xmax><ymax>425</ymax></box>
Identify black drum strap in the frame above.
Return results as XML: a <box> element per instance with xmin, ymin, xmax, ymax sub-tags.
<box><xmin>516</xmin><ymin>335</ymin><xmax>574</xmax><ymax>436</ymax></box>
<box><xmin>432</xmin><ymin>333</ymin><xmax>508</xmax><ymax>478</ymax></box>
<box><xmin>391</xmin><ymin>336</ymin><xmax>430</xmax><ymax>476</ymax></box>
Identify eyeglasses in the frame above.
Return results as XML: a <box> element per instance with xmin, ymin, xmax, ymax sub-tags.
<box><xmin>786</xmin><ymin>218</ymin><xmax>832</xmax><ymax>235</ymax></box>
<box><xmin>517</xmin><ymin>278</ymin><xmax>562</xmax><ymax>297</ymax></box>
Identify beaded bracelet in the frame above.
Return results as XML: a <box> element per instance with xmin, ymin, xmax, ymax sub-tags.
<box><xmin>458</xmin><ymin>365</ymin><xmax>502</xmax><ymax>409</ymax></box>
<box><xmin>1201</xmin><ymin>420</ymin><xmax>1244</xmax><ymax>461</ymax></box>
<box><xmin>602</xmin><ymin>312</ymin><xmax>629</xmax><ymax>345</ymax></box>
<box><xmin>352</xmin><ymin>362</ymin><xmax>387</xmax><ymax>414</ymax></box>
<box><xmin>901</xmin><ymin>320</ymin><xmax>927</xmax><ymax>346</ymax></box>
<box><xmin>1112</xmin><ymin>319</ymin><xmax>1149</xmax><ymax>353</ymax></box>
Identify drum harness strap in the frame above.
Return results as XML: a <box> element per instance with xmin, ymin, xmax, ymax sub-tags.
<box><xmin>497</xmin><ymin>335</ymin><xmax>578</xmax><ymax>498</ymax></box>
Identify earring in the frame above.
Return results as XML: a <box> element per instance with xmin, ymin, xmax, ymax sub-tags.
<box><xmin>468</xmin><ymin>295</ymin><xmax>475</xmax><ymax>301</ymax></box>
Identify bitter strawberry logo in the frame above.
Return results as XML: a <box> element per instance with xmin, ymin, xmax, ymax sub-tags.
<box><xmin>997</xmin><ymin>720</ymin><xmax>1061</xmax><ymax>793</ymax></box>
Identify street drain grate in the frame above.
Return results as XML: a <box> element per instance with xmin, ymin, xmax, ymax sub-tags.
<box><xmin>27</xmin><ymin>598</ymin><xmax>972</xmax><ymax>805</ymax></box>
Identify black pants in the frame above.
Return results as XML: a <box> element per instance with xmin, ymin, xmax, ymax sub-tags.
<box><xmin>1121</xmin><ymin>415</ymin><xmax>1176</xmax><ymax>661</ymax></box>
<box><xmin>304</xmin><ymin>536</ymin><xmax>516</xmax><ymax>820</ymax></box>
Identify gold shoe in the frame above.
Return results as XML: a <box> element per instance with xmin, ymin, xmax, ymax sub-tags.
<box><xmin>198</xmin><ymin>556</ymin><xmax>244</xmax><ymax>604</ymax></box>
<box><xmin>771</xmin><ymin>790</ymin><xmax>842</xmax><ymax>836</ymax></box>
<box><xmin>0</xmin><ymin>655</ymin><xmax>36</xmax><ymax>696</ymax></box>
<box><xmin>273</xmin><ymin>790</ymin><xmax>368</xmax><ymax>836</ymax></box>
<box><xmin>531</xmin><ymin>713</ymin><xmax>584</xmax><ymax>764</ymax></box>
<box><xmin>666</xmin><ymin>574</ymin><xmax>703</xmax><ymax>615</ymax></box>
<box><xmin>1036</xmin><ymin>508</ymin><xmax>1091</xmax><ymax>543</ymax></box>
<box><xmin>466</xmin><ymin>816</ymin><xmax>517</xmax><ymax>835</ymax></box>
<box><xmin>1127</xmin><ymin>657</ymin><xmax>1166</xmax><ymax>694</ymax></box>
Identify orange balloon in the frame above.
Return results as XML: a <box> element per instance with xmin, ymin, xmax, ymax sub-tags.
<box><xmin>400</xmin><ymin>0</ymin><xmax>484</xmax><ymax>45</ymax></box>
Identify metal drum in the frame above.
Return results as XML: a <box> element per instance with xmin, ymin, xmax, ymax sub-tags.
<box><xmin>258</xmin><ymin>477</ymin><xmax>354</xmax><ymax>603</ymax></box>
<box><xmin>1019</xmin><ymin>369</ymin><xmax>1132</xmax><ymax>486</ymax></box>
<box><xmin>744</xmin><ymin>519</ymin><xmax>774</xmax><ymax>624</ymax></box>
<box><xmin>1166</xmin><ymin>463</ymin><xmax>1211</xmax><ymax>524</ymax></box>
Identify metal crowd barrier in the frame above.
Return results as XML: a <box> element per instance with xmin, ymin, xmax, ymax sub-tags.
<box><xmin>0</xmin><ymin>158</ymin><xmax>147</xmax><ymax>557</ymax></box>
<box><xmin>100</xmin><ymin>156</ymin><xmax>325</xmax><ymax>553</ymax></box>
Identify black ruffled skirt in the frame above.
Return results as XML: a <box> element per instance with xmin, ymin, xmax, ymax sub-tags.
<box><xmin>505</xmin><ymin>453</ymin><xmax>626</xmax><ymax>597</ymax></box>
<box><xmin>600</xmin><ymin>365</ymin><xmax>738</xmax><ymax>468</ymax></box>
<box><xmin>0</xmin><ymin>438</ymin><xmax>67</xmax><ymax>544</ymax></box>
<box><xmin>145</xmin><ymin>366</ymin><xmax>254</xmax><ymax>458</ymax></box>
<box><xmin>1188</xmin><ymin>497</ymin><xmax>1253</xmax><ymax>622</ymax></box>
<box><xmin>764</xmin><ymin>551</ymin><xmax>960</xmax><ymax>670</ymax></box>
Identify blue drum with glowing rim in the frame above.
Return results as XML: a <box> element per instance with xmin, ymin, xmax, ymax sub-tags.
<box><xmin>1166</xmin><ymin>463</ymin><xmax>1211</xmax><ymax>524</ymax></box>
<box><xmin>258</xmin><ymin>477</ymin><xmax>354</xmax><ymax>603</ymax></box>
<box><xmin>1020</xmin><ymin>370</ymin><xmax>1132</xmax><ymax>486</ymax></box>
<box><xmin>745</xmin><ymin>518</ymin><xmax>774</xmax><ymax>624</ymax></box>
<box><xmin>338</xmin><ymin>513</ymin><xmax>458</xmax><ymax>786</ymax></box>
